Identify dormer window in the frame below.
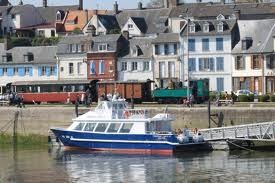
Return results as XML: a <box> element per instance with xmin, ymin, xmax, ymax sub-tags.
<box><xmin>217</xmin><ymin>22</ymin><xmax>224</xmax><ymax>32</ymax></box>
<box><xmin>203</xmin><ymin>23</ymin><xmax>209</xmax><ymax>33</ymax></box>
<box><xmin>11</xmin><ymin>14</ymin><xmax>15</xmax><ymax>19</ymax></box>
<box><xmin>189</xmin><ymin>24</ymin><xmax>195</xmax><ymax>33</ymax></box>
<box><xmin>242</xmin><ymin>37</ymin><xmax>253</xmax><ymax>50</ymax></box>
<box><xmin>56</xmin><ymin>11</ymin><xmax>62</xmax><ymax>21</ymax></box>
<box><xmin>132</xmin><ymin>47</ymin><xmax>137</xmax><ymax>56</ymax></box>
<box><xmin>98</xmin><ymin>44</ymin><xmax>107</xmax><ymax>52</ymax></box>
<box><xmin>216</xmin><ymin>14</ymin><xmax>225</xmax><ymax>20</ymax></box>
<box><xmin>2</xmin><ymin>53</ymin><xmax>12</xmax><ymax>62</ymax></box>
<box><xmin>24</xmin><ymin>52</ymin><xmax>34</xmax><ymax>62</ymax></box>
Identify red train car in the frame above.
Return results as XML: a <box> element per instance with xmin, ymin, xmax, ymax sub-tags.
<box><xmin>97</xmin><ymin>80</ymin><xmax>152</xmax><ymax>103</ymax></box>
<box><xmin>10</xmin><ymin>80</ymin><xmax>90</xmax><ymax>104</ymax></box>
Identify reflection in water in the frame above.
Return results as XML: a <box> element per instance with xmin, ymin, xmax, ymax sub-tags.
<box><xmin>1</xmin><ymin>147</ymin><xmax>275</xmax><ymax>183</ymax></box>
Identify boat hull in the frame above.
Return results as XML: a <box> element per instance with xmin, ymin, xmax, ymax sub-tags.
<box><xmin>51</xmin><ymin>128</ymin><xmax>210</xmax><ymax>155</ymax></box>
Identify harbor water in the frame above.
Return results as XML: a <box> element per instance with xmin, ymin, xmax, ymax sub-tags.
<box><xmin>1</xmin><ymin>147</ymin><xmax>275</xmax><ymax>183</ymax></box>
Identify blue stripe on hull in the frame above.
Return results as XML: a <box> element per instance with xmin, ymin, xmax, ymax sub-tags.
<box><xmin>51</xmin><ymin>128</ymin><xmax>177</xmax><ymax>151</ymax></box>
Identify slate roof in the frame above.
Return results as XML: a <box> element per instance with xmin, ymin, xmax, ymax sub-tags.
<box><xmin>0</xmin><ymin>45</ymin><xmax>57</xmax><ymax>64</ymax></box>
<box><xmin>152</xmin><ymin>33</ymin><xmax>179</xmax><ymax>43</ymax></box>
<box><xmin>7</xmin><ymin>4</ymin><xmax>42</xmax><ymax>17</ymax></box>
<box><xmin>181</xmin><ymin>19</ymin><xmax>237</xmax><ymax>36</ymax></box>
<box><xmin>131</xmin><ymin>17</ymin><xmax>147</xmax><ymax>33</ymax></box>
<box><xmin>90</xmin><ymin>34</ymin><xmax>123</xmax><ymax>53</ymax></box>
<box><xmin>170</xmin><ymin>3</ymin><xmax>275</xmax><ymax>20</ymax></box>
<box><xmin>122</xmin><ymin>37</ymin><xmax>153</xmax><ymax>59</ymax></box>
<box><xmin>232</xmin><ymin>19</ymin><xmax>275</xmax><ymax>54</ymax></box>
<box><xmin>97</xmin><ymin>15</ymin><xmax>120</xmax><ymax>31</ymax></box>
<box><xmin>57</xmin><ymin>34</ymin><xmax>93</xmax><ymax>54</ymax></box>
<box><xmin>116</xmin><ymin>8</ymin><xmax>171</xmax><ymax>34</ymax></box>
<box><xmin>36</xmin><ymin>5</ymin><xmax>79</xmax><ymax>23</ymax></box>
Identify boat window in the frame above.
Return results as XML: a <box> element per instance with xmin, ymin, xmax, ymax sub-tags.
<box><xmin>118</xmin><ymin>103</ymin><xmax>124</xmax><ymax>109</ymax></box>
<box><xmin>119</xmin><ymin>123</ymin><xmax>134</xmax><ymax>133</ymax></box>
<box><xmin>74</xmin><ymin>123</ymin><xmax>85</xmax><ymax>131</ymax></box>
<box><xmin>95</xmin><ymin>123</ymin><xmax>108</xmax><ymax>132</ymax></box>
<box><xmin>113</xmin><ymin>103</ymin><xmax>118</xmax><ymax>109</ymax></box>
<box><xmin>107</xmin><ymin>123</ymin><xmax>121</xmax><ymax>133</ymax></box>
<box><xmin>84</xmin><ymin>123</ymin><xmax>97</xmax><ymax>132</ymax></box>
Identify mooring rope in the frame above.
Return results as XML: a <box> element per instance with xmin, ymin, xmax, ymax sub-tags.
<box><xmin>226</xmin><ymin>139</ymin><xmax>254</xmax><ymax>152</ymax></box>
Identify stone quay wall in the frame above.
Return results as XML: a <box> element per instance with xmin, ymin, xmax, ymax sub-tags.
<box><xmin>1</xmin><ymin>106</ymin><xmax>275</xmax><ymax>136</ymax></box>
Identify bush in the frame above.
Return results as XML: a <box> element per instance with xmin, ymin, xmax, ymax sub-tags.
<box><xmin>209</xmin><ymin>92</ymin><xmax>217</xmax><ymax>101</ymax></box>
<box><xmin>238</xmin><ymin>95</ymin><xmax>249</xmax><ymax>102</ymax></box>
<box><xmin>271</xmin><ymin>95</ymin><xmax>275</xmax><ymax>102</ymax></box>
<box><xmin>259</xmin><ymin>95</ymin><xmax>269</xmax><ymax>102</ymax></box>
<box><xmin>248</xmin><ymin>94</ymin><xmax>254</xmax><ymax>102</ymax></box>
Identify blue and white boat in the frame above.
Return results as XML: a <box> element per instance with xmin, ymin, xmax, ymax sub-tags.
<box><xmin>50</xmin><ymin>95</ymin><xmax>211</xmax><ymax>155</ymax></box>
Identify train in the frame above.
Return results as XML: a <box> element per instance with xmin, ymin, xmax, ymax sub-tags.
<box><xmin>153</xmin><ymin>79</ymin><xmax>209</xmax><ymax>104</ymax></box>
<box><xmin>4</xmin><ymin>78</ymin><xmax>209</xmax><ymax>104</ymax></box>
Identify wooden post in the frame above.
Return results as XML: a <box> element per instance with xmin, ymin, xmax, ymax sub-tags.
<box><xmin>13</xmin><ymin>111</ymin><xmax>19</xmax><ymax>148</ymax></box>
<box><xmin>208</xmin><ymin>100</ymin><xmax>211</xmax><ymax>128</ymax></box>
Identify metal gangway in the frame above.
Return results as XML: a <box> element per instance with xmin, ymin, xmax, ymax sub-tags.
<box><xmin>199</xmin><ymin>121</ymin><xmax>275</xmax><ymax>141</ymax></box>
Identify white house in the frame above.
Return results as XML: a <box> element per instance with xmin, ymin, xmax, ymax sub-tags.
<box><xmin>117</xmin><ymin>37</ymin><xmax>153</xmax><ymax>82</ymax></box>
<box><xmin>120</xmin><ymin>17</ymin><xmax>147</xmax><ymax>37</ymax></box>
<box><xmin>181</xmin><ymin>17</ymin><xmax>237</xmax><ymax>92</ymax></box>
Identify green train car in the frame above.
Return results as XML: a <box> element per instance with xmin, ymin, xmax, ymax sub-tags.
<box><xmin>153</xmin><ymin>79</ymin><xmax>209</xmax><ymax>104</ymax></box>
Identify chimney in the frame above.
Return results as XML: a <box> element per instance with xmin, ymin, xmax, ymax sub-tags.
<box><xmin>138</xmin><ymin>1</ymin><xmax>143</xmax><ymax>10</ymax></box>
<box><xmin>43</xmin><ymin>0</ymin><xmax>47</xmax><ymax>7</ymax></box>
<box><xmin>234</xmin><ymin>9</ymin><xmax>240</xmax><ymax>20</ymax></box>
<box><xmin>164</xmin><ymin>0</ymin><xmax>178</xmax><ymax>8</ymax></box>
<box><xmin>122</xmin><ymin>31</ymin><xmax>129</xmax><ymax>40</ymax></box>
<box><xmin>114</xmin><ymin>1</ymin><xmax>118</xmax><ymax>14</ymax></box>
<box><xmin>79</xmin><ymin>0</ymin><xmax>83</xmax><ymax>10</ymax></box>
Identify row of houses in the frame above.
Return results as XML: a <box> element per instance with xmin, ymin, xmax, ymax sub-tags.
<box><xmin>1</xmin><ymin>0</ymin><xmax>275</xmax><ymax>94</ymax></box>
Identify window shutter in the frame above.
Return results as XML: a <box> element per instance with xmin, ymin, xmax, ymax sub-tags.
<box><xmin>46</xmin><ymin>67</ymin><xmax>51</xmax><ymax>77</ymax></box>
<box><xmin>0</xmin><ymin>68</ymin><xmax>3</xmax><ymax>76</ymax></box>
<box><xmin>199</xmin><ymin>58</ymin><xmax>203</xmax><ymax>71</ymax></box>
<box><xmin>18</xmin><ymin>67</ymin><xmax>25</xmax><ymax>77</ymax></box>
<box><xmin>210</xmin><ymin>58</ymin><xmax>214</xmax><ymax>71</ymax></box>
<box><xmin>29</xmin><ymin>67</ymin><xmax>33</xmax><ymax>76</ymax></box>
<box><xmin>7</xmin><ymin>67</ymin><xmax>14</xmax><ymax>76</ymax></box>
<box><xmin>38</xmin><ymin>67</ymin><xmax>42</xmax><ymax>76</ymax></box>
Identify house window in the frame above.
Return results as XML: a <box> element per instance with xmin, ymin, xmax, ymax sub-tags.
<box><xmin>216</xmin><ymin>38</ymin><xmax>223</xmax><ymax>51</ymax></box>
<box><xmin>216</xmin><ymin>57</ymin><xmax>224</xmax><ymax>71</ymax></box>
<box><xmin>199</xmin><ymin>58</ymin><xmax>214</xmax><ymax>71</ymax></box>
<box><xmin>56</xmin><ymin>12</ymin><xmax>62</xmax><ymax>21</ymax></box>
<box><xmin>90</xmin><ymin>61</ymin><xmax>95</xmax><ymax>74</ymax></box>
<box><xmin>155</xmin><ymin>44</ymin><xmax>160</xmax><ymax>55</ymax></box>
<box><xmin>76</xmin><ymin>44</ymin><xmax>81</xmax><ymax>53</ymax></box>
<box><xmin>168</xmin><ymin>61</ymin><xmax>175</xmax><ymax>78</ymax></box>
<box><xmin>38</xmin><ymin>30</ymin><xmax>45</xmax><ymax>37</ymax></box>
<box><xmin>143</xmin><ymin>61</ymin><xmax>150</xmax><ymax>71</ymax></box>
<box><xmin>174</xmin><ymin>44</ymin><xmax>177</xmax><ymax>55</ymax></box>
<box><xmin>99</xmin><ymin>60</ymin><xmax>105</xmax><ymax>74</ymax></box>
<box><xmin>189</xmin><ymin>25</ymin><xmax>195</xmax><ymax>33</ymax></box>
<box><xmin>159</xmin><ymin>62</ymin><xmax>165</xmax><ymax>78</ymax></box>
<box><xmin>98</xmin><ymin>44</ymin><xmax>107</xmax><ymax>51</ymax></box>
<box><xmin>164</xmin><ymin>44</ymin><xmax>169</xmax><ymax>55</ymax></box>
<box><xmin>217</xmin><ymin>78</ymin><xmax>224</xmax><ymax>92</ymax></box>
<box><xmin>69</xmin><ymin>63</ymin><xmax>74</xmax><ymax>74</ymax></box>
<box><xmin>188</xmin><ymin>39</ymin><xmax>195</xmax><ymax>52</ymax></box>
<box><xmin>11</xmin><ymin>14</ymin><xmax>15</xmax><ymax>19</ymax></box>
<box><xmin>77</xmin><ymin>62</ymin><xmax>82</xmax><ymax>74</ymax></box>
<box><xmin>61</xmin><ymin>67</ymin><xmax>64</xmax><ymax>72</ymax></box>
<box><xmin>2</xmin><ymin>53</ymin><xmax>12</xmax><ymax>62</ymax></box>
<box><xmin>25</xmin><ymin>67</ymin><xmax>30</xmax><ymax>75</ymax></box>
<box><xmin>131</xmin><ymin>62</ymin><xmax>138</xmax><ymax>71</ymax></box>
<box><xmin>51</xmin><ymin>30</ymin><xmax>55</xmax><ymax>37</ymax></box>
<box><xmin>202</xmin><ymin>38</ymin><xmax>209</xmax><ymax>51</ymax></box>
<box><xmin>267</xmin><ymin>54</ymin><xmax>275</xmax><ymax>69</ymax></box>
<box><xmin>203</xmin><ymin>24</ymin><xmax>209</xmax><ymax>32</ymax></box>
<box><xmin>14</xmin><ymin>68</ymin><xmax>18</xmax><ymax>75</ymax></box>
<box><xmin>72</xmin><ymin>44</ymin><xmax>76</xmax><ymax>53</ymax></box>
<box><xmin>252</xmin><ymin>55</ymin><xmax>261</xmax><ymax>70</ymax></box>
<box><xmin>41</xmin><ymin>66</ymin><xmax>46</xmax><ymax>75</ymax></box>
<box><xmin>24</xmin><ymin>53</ymin><xmax>34</xmax><ymax>62</ymax></box>
<box><xmin>235</xmin><ymin>56</ymin><xmax>245</xmax><ymax>70</ymax></box>
<box><xmin>188</xmin><ymin>58</ymin><xmax>196</xmax><ymax>71</ymax></box>
<box><xmin>121</xmin><ymin>62</ymin><xmax>127</xmax><ymax>71</ymax></box>
<box><xmin>217</xmin><ymin>23</ymin><xmax>224</xmax><ymax>32</ymax></box>
<box><xmin>128</xmin><ymin>24</ymin><xmax>133</xmax><ymax>29</ymax></box>
<box><xmin>50</xmin><ymin>66</ymin><xmax>55</xmax><ymax>75</ymax></box>
<box><xmin>109</xmin><ymin>65</ymin><xmax>114</xmax><ymax>72</ymax></box>
<box><xmin>81</xmin><ymin>44</ymin><xmax>85</xmax><ymax>52</ymax></box>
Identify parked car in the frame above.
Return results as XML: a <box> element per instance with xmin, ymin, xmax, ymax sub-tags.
<box><xmin>234</xmin><ymin>90</ymin><xmax>254</xmax><ymax>96</ymax></box>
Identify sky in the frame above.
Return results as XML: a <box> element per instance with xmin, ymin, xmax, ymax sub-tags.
<box><xmin>9</xmin><ymin>0</ymin><xmax>151</xmax><ymax>9</ymax></box>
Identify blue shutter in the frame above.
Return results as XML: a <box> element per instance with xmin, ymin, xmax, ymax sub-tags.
<box><xmin>217</xmin><ymin>78</ymin><xmax>224</xmax><ymax>92</ymax></box>
<box><xmin>29</xmin><ymin>67</ymin><xmax>33</xmax><ymax>76</ymax></box>
<box><xmin>0</xmin><ymin>68</ymin><xmax>3</xmax><ymax>76</ymax></box>
<box><xmin>199</xmin><ymin>58</ymin><xmax>203</xmax><ymax>71</ymax></box>
<box><xmin>46</xmin><ymin>67</ymin><xmax>50</xmax><ymax>77</ymax></box>
<box><xmin>7</xmin><ymin>67</ymin><xmax>14</xmax><ymax>76</ymax></box>
<box><xmin>18</xmin><ymin>67</ymin><xmax>25</xmax><ymax>77</ymax></box>
<box><xmin>38</xmin><ymin>67</ymin><xmax>42</xmax><ymax>76</ymax></box>
<box><xmin>210</xmin><ymin>58</ymin><xmax>214</xmax><ymax>71</ymax></box>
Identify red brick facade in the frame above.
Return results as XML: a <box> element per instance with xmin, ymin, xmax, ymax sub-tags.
<box><xmin>87</xmin><ymin>52</ymin><xmax>117</xmax><ymax>81</ymax></box>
